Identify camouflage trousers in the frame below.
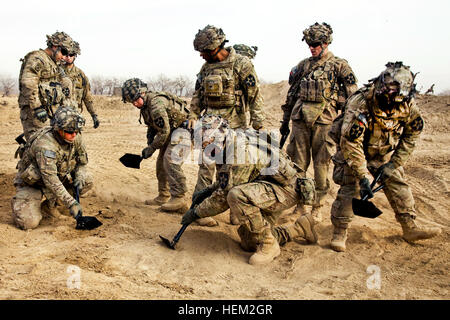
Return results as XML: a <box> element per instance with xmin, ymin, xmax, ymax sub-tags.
<box><xmin>227</xmin><ymin>180</ymin><xmax>300</xmax><ymax>250</ymax></box>
<box><xmin>20</xmin><ymin>105</ymin><xmax>49</xmax><ymax>141</ymax></box>
<box><xmin>286</xmin><ymin>120</ymin><xmax>335</xmax><ymax>206</ymax></box>
<box><xmin>156</xmin><ymin>140</ymin><xmax>188</xmax><ymax>198</ymax></box>
<box><xmin>330</xmin><ymin>162</ymin><xmax>417</xmax><ymax>229</ymax></box>
<box><xmin>11</xmin><ymin>172</ymin><xmax>93</xmax><ymax>230</ymax></box>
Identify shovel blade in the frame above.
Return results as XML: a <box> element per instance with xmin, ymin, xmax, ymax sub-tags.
<box><xmin>119</xmin><ymin>153</ymin><xmax>142</xmax><ymax>169</ymax></box>
<box><xmin>76</xmin><ymin>216</ymin><xmax>103</xmax><ymax>230</ymax></box>
<box><xmin>159</xmin><ymin>235</ymin><xmax>176</xmax><ymax>250</ymax></box>
<box><xmin>352</xmin><ymin>198</ymin><xmax>383</xmax><ymax>219</ymax></box>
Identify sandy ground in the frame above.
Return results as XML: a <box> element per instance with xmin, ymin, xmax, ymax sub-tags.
<box><xmin>0</xmin><ymin>83</ymin><xmax>448</xmax><ymax>300</ymax></box>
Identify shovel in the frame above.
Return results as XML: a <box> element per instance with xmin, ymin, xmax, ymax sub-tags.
<box><xmin>74</xmin><ymin>185</ymin><xmax>103</xmax><ymax>230</ymax></box>
<box><xmin>119</xmin><ymin>153</ymin><xmax>143</xmax><ymax>169</ymax></box>
<box><xmin>159</xmin><ymin>223</ymin><xmax>190</xmax><ymax>250</ymax></box>
<box><xmin>352</xmin><ymin>173</ymin><xmax>385</xmax><ymax>219</ymax></box>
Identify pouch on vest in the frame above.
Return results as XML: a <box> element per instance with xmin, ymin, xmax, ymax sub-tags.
<box><xmin>295</xmin><ymin>177</ymin><xmax>316</xmax><ymax>205</ymax></box>
<box><xmin>20</xmin><ymin>163</ymin><xmax>42</xmax><ymax>186</ymax></box>
<box><xmin>204</xmin><ymin>74</ymin><xmax>223</xmax><ymax>97</ymax></box>
<box><xmin>301</xmin><ymin>101</ymin><xmax>327</xmax><ymax>128</ymax></box>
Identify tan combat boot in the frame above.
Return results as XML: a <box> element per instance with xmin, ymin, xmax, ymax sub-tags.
<box><xmin>330</xmin><ymin>226</ymin><xmax>348</xmax><ymax>252</ymax></box>
<box><xmin>41</xmin><ymin>200</ymin><xmax>69</xmax><ymax>220</ymax></box>
<box><xmin>195</xmin><ymin>217</ymin><xmax>218</xmax><ymax>227</ymax></box>
<box><xmin>272</xmin><ymin>214</ymin><xmax>318</xmax><ymax>245</ymax></box>
<box><xmin>249</xmin><ymin>229</ymin><xmax>281</xmax><ymax>265</ymax></box>
<box><xmin>160</xmin><ymin>196</ymin><xmax>189</xmax><ymax>212</ymax></box>
<box><xmin>145</xmin><ymin>194</ymin><xmax>170</xmax><ymax>206</ymax></box>
<box><xmin>398</xmin><ymin>214</ymin><xmax>441</xmax><ymax>242</ymax></box>
<box><xmin>310</xmin><ymin>205</ymin><xmax>323</xmax><ymax>223</ymax></box>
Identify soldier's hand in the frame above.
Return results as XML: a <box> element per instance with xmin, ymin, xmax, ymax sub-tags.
<box><xmin>359</xmin><ymin>178</ymin><xmax>374</xmax><ymax>200</ymax></box>
<box><xmin>69</xmin><ymin>201</ymin><xmax>83</xmax><ymax>218</ymax></box>
<box><xmin>280</xmin><ymin>120</ymin><xmax>290</xmax><ymax>136</ymax></box>
<box><xmin>181</xmin><ymin>207</ymin><xmax>199</xmax><ymax>225</ymax></box>
<box><xmin>376</xmin><ymin>162</ymin><xmax>396</xmax><ymax>182</ymax></box>
<box><xmin>92</xmin><ymin>114</ymin><xmax>100</xmax><ymax>129</ymax></box>
<box><xmin>34</xmin><ymin>107</ymin><xmax>48</xmax><ymax>123</ymax></box>
<box><xmin>141</xmin><ymin>146</ymin><xmax>155</xmax><ymax>159</ymax></box>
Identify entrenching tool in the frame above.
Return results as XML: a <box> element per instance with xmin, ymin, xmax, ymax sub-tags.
<box><xmin>159</xmin><ymin>223</ymin><xmax>190</xmax><ymax>250</ymax></box>
<box><xmin>119</xmin><ymin>153</ymin><xmax>143</xmax><ymax>169</ymax></box>
<box><xmin>352</xmin><ymin>173</ymin><xmax>385</xmax><ymax>219</ymax></box>
<box><xmin>74</xmin><ymin>186</ymin><xmax>103</xmax><ymax>230</ymax></box>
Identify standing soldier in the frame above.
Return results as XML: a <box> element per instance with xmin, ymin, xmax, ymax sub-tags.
<box><xmin>188</xmin><ymin>25</ymin><xmax>265</xmax><ymax>225</ymax></box>
<box><xmin>63</xmin><ymin>41</ymin><xmax>100</xmax><ymax>129</ymax></box>
<box><xmin>11</xmin><ymin>106</ymin><xmax>92</xmax><ymax>230</ymax></box>
<box><xmin>181</xmin><ymin>115</ymin><xmax>318</xmax><ymax>265</ymax></box>
<box><xmin>18</xmin><ymin>31</ymin><xmax>75</xmax><ymax>140</ymax></box>
<box><xmin>280</xmin><ymin>22</ymin><xmax>358</xmax><ymax>220</ymax></box>
<box><xmin>121</xmin><ymin>79</ymin><xmax>205</xmax><ymax>219</ymax></box>
<box><xmin>233</xmin><ymin>44</ymin><xmax>258</xmax><ymax>59</ymax></box>
<box><xmin>329</xmin><ymin>62</ymin><xmax>441</xmax><ymax>252</ymax></box>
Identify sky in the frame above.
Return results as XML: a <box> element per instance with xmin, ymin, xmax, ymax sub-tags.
<box><xmin>1</xmin><ymin>0</ymin><xmax>449</xmax><ymax>93</ymax></box>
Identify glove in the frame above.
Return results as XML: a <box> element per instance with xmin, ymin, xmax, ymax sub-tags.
<box><xmin>69</xmin><ymin>201</ymin><xmax>83</xmax><ymax>218</ymax></box>
<box><xmin>376</xmin><ymin>162</ymin><xmax>396</xmax><ymax>182</ymax></box>
<box><xmin>192</xmin><ymin>187</ymin><xmax>215</xmax><ymax>205</ymax></box>
<box><xmin>280</xmin><ymin>120</ymin><xmax>290</xmax><ymax>136</ymax></box>
<box><xmin>359</xmin><ymin>178</ymin><xmax>374</xmax><ymax>200</ymax></box>
<box><xmin>92</xmin><ymin>114</ymin><xmax>100</xmax><ymax>129</ymax></box>
<box><xmin>34</xmin><ymin>107</ymin><xmax>48</xmax><ymax>123</ymax></box>
<box><xmin>141</xmin><ymin>146</ymin><xmax>155</xmax><ymax>159</ymax></box>
<box><xmin>181</xmin><ymin>207</ymin><xmax>199</xmax><ymax>225</ymax></box>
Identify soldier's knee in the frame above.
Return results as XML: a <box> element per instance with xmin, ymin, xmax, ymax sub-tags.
<box><xmin>11</xmin><ymin>194</ymin><xmax>42</xmax><ymax>230</ymax></box>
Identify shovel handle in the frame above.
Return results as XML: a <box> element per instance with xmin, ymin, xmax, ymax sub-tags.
<box><xmin>362</xmin><ymin>184</ymin><xmax>384</xmax><ymax>201</ymax></box>
<box><xmin>173</xmin><ymin>224</ymin><xmax>189</xmax><ymax>243</ymax></box>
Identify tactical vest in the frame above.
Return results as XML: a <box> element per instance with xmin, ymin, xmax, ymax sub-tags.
<box><xmin>142</xmin><ymin>92</ymin><xmax>189</xmax><ymax>130</ymax></box>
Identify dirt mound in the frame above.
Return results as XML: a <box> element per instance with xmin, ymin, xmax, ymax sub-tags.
<box><xmin>0</xmin><ymin>88</ymin><xmax>448</xmax><ymax>299</ymax></box>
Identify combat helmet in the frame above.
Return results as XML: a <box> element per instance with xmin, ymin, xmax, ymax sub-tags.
<box><xmin>374</xmin><ymin>61</ymin><xmax>416</xmax><ymax>103</ymax></box>
<box><xmin>302</xmin><ymin>22</ymin><xmax>333</xmax><ymax>45</ymax></box>
<box><xmin>233</xmin><ymin>44</ymin><xmax>258</xmax><ymax>59</ymax></box>
<box><xmin>193</xmin><ymin>25</ymin><xmax>227</xmax><ymax>52</ymax></box>
<box><xmin>46</xmin><ymin>31</ymin><xmax>73</xmax><ymax>51</ymax></box>
<box><xmin>51</xmin><ymin>106</ymin><xmax>85</xmax><ymax>134</ymax></box>
<box><xmin>70</xmin><ymin>41</ymin><xmax>81</xmax><ymax>56</ymax></box>
<box><xmin>121</xmin><ymin>78</ymin><xmax>148</xmax><ymax>103</ymax></box>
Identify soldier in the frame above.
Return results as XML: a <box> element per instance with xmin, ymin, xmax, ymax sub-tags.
<box><xmin>280</xmin><ymin>22</ymin><xmax>358</xmax><ymax>220</ymax></box>
<box><xmin>18</xmin><ymin>31</ymin><xmax>75</xmax><ymax>140</ymax></box>
<box><xmin>11</xmin><ymin>106</ymin><xmax>92</xmax><ymax>230</ymax></box>
<box><xmin>181</xmin><ymin>115</ymin><xmax>318</xmax><ymax>265</ymax></box>
<box><xmin>62</xmin><ymin>41</ymin><xmax>100</xmax><ymax>129</ymax></box>
<box><xmin>188</xmin><ymin>25</ymin><xmax>265</xmax><ymax>225</ymax></box>
<box><xmin>121</xmin><ymin>79</ymin><xmax>205</xmax><ymax>218</ymax></box>
<box><xmin>328</xmin><ymin>62</ymin><xmax>441</xmax><ymax>252</ymax></box>
<box><xmin>233</xmin><ymin>44</ymin><xmax>258</xmax><ymax>59</ymax></box>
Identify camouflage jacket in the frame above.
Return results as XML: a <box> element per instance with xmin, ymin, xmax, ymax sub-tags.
<box><xmin>282</xmin><ymin>51</ymin><xmax>357</xmax><ymax>125</ymax></box>
<box><xmin>18</xmin><ymin>49</ymin><xmax>73</xmax><ymax>111</ymax></box>
<box><xmin>17</xmin><ymin>127</ymin><xmax>89</xmax><ymax>208</ymax></box>
<box><xmin>340</xmin><ymin>86</ymin><xmax>424</xmax><ymax>180</ymax></box>
<box><xmin>196</xmin><ymin>130</ymin><xmax>300</xmax><ymax>218</ymax></box>
<box><xmin>140</xmin><ymin>92</ymin><xmax>189</xmax><ymax>151</ymax></box>
<box><xmin>63</xmin><ymin>64</ymin><xmax>96</xmax><ymax>117</ymax></box>
<box><xmin>189</xmin><ymin>47</ymin><xmax>265</xmax><ymax>129</ymax></box>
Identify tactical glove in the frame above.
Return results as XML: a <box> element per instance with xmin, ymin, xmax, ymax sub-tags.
<box><xmin>141</xmin><ymin>146</ymin><xmax>155</xmax><ymax>159</ymax></box>
<box><xmin>69</xmin><ymin>201</ymin><xmax>83</xmax><ymax>218</ymax></box>
<box><xmin>181</xmin><ymin>207</ymin><xmax>199</xmax><ymax>225</ymax></box>
<box><xmin>92</xmin><ymin>114</ymin><xmax>100</xmax><ymax>129</ymax></box>
<box><xmin>34</xmin><ymin>107</ymin><xmax>48</xmax><ymax>123</ymax></box>
<box><xmin>280</xmin><ymin>120</ymin><xmax>290</xmax><ymax>136</ymax></box>
<box><xmin>376</xmin><ymin>162</ymin><xmax>396</xmax><ymax>182</ymax></box>
<box><xmin>359</xmin><ymin>178</ymin><xmax>374</xmax><ymax>200</ymax></box>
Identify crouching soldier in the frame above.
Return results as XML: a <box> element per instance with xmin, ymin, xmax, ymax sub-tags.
<box><xmin>181</xmin><ymin>115</ymin><xmax>318</xmax><ymax>265</ymax></box>
<box><xmin>11</xmin><ymin>106</ymin><xmax>92</xmax><ymax>230</ymax></box>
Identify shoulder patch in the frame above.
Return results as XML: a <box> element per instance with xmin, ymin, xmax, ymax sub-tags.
<box><xmin>410</xmin><ymin>116</ymin><xmax>424</xmax><ymax>132</ymax></box>
<box><xmin>218</xmin><ymin>172</ymin><xmax>229</xmax><ymax>189</ymax></box>
<box><xmin>245</xmin><ymin>74</ymin><xmax>256</xmax><ymax>87</ymax></box>
<box><xmin>347</xmin><ymin>116</ymin><xmax>366</xmax><ymax>142</ymax></box>
<box><xmin>155</xmin><ymin>117</ymin><xmax>165</xmax><ymax>128</ymax></box>
<box><xmin>43</xmin><ymin>150</ymin><xmax>56</xmax><ymax>159</ymax></box>
<box><xmin>345</xmin><ymin>73</ymin><xmax>357</xmax><ymax>85</ymax></box>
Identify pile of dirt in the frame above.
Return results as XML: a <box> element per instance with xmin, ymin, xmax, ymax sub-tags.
<box><xmin>0</xmin><ymin>87</ymin><xmax>448</xmax><ymax>300</ymax></box>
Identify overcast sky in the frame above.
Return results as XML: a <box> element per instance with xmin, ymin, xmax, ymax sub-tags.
<box><xmin>1</xmin><ymin>0</ymin><xmax>449</xmax><ymax>93</ymax></box>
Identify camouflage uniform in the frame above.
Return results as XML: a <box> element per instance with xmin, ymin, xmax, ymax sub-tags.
<box><xmin>18</xmin><ymin>32</ymin><xmax>74</xmax><ymax>140</ymax></box>
<box><xmin>11</xmin><ymin>107</ymin><xmax>91</xmax><ymax>230</ymax></box>
<box><xmin>233</xmin><ymin>44</ymin><xmax>258</xmax><ymax>59</ymax></box>
<box><xmin>282</xmin><ymin>23</ymin><xmax>358</xmax><ymax>212</ymax></box>
<box><xmin>190</xmin><ymin>25</ymin><xmax>265</xmax><ymax>193</ymax></box>
<box><xmin>329</xmin><ymin>62</ymin><xmax>441</xmax><ymax>251</ymax></box>
<box><xmin>139</xmin><ymin>91</ymin><xmax>190</xmax><ymax>200</ymax></box>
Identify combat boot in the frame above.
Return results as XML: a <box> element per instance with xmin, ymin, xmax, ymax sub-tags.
<box><xmin>249</xmin><ymin>229</ymin><xmax>281</xmax><ymax>265</ymax></box>
<box><xmin>161</xmin><ymin>196</ymin><xmax>189</xmax><ymax>212</ymax></box>
<box><xmin>310</xmin><ymin>205</ymin><xmax>323</xmax><ymax>223</ymax></box>
<box><xmin>145</xmin><ymin>193</ymin><xmax>170</xmax><ymax>206</ymax></box>
<box><xmin>330</xmin><ymin>226</ymin><xmax>347</xmax><ymax>252</ymax></box>
<box><xmin>398</xmin><ymin>214</ymin><xmax>441</xmax><ymax>242</ymax></box>
<box><xmin>195</xmin><ymin>217</ymin><xmax>218</xmax><ymax>227</ymax></box>
<box><xmin>41</xmin><ymin>200</ymin><xmax>69</xmax><ymax>220</ymax></box>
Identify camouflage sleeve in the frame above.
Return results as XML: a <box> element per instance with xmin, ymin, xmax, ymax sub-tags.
<box><xmin>81</xmin><ymin>72</ymin><xmax>97</xmax><ymax>116</ymax></box>
<box><xmin>196</xmin><ymin>164</ymin><xmax>256</xmax><ymax>218</ymax></box>
<box><xmin>149</xmin><ymin>97</ymin><xmax>171</xmax><ymax>150</ymax></box>
<box><xmin>336</xmin><ymin>59</ymin><xmax>358</xmax><ymax>98</ymax></box>
<box><xmin>239</xmin><ymin>59</ymin><xmax>265</xmax><ymax>129</ymax></box>
<box><xmin>390</xmin><ymin>100</ymin><xmax>423</xmax><ymax>168</ymax></box>
<box><xmin>73</xmin><ymin>136</ymin><xmax>90</xmax><ymax>185</ymax></box>
<box><xmin>340</xmin><ymin>94</ymin><xmax>371</xmax><ymax>180</ymax></box>
<box><xmin>281</xmin><ymin>61</ymin><xmax>303</xmax><ymax>122</ymax></box>
<box><xmin>35</xmin><ymin>147</ymin><xmax>77</xmax><ymax>208</ymax></box>
<box><xmin>19</xmin><ymin>55</ymin><xmax>44</xmax><ymax>110</ymax></box>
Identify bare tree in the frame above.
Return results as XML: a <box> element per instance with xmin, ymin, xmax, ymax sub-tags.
<box><xmin>0</xmin><ymin>75</ymin><xmax>17</xmax><ymax>97</ymax></box>
<box><xmin>90</xmin><ymin>76</ymin><xmax>105</xmax><ymax>95</ymax></box>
